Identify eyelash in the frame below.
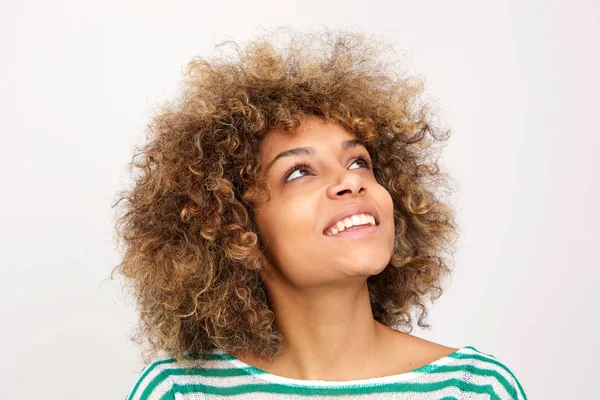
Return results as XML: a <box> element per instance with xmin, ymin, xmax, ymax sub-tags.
<box><xmin>282</xmin><ymin>153</ymin><xmax>373</xmax><ymax>183</ymax></box>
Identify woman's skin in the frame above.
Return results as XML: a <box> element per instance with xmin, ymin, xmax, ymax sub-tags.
<box><xmin>232</xmin><ymin>115</ymin><xmax>458</xmax><ymax>380</ymax></box>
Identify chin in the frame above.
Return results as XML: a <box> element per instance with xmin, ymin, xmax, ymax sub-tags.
<box><xmin>344</xmin><ymin>256</ymin><xmax>390</xmax><ymax>276</ymax></box>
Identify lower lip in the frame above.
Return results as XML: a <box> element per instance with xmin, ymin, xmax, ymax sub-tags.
<box><xmin>323</xmin><ymin>224</ymin><xmax>380</xmax><ymax>239</ymax></box>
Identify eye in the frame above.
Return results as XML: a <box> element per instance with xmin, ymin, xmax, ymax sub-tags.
<box><xmin>283</xmin><ymin>162</ymin><xmax>312</xmax><ymax>183</ymax></box>
<box><xmin>349</xmin><ymin>155</ymin><xmax>372</xmax><ymax>170</ymax></box>
<box><xmin>283</xmin><ymin>153</ymin><xmax>372</xmax><ymax>183</ymax></box>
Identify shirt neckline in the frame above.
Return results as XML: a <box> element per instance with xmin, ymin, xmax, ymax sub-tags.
<box><xmin>220</xmin><ymin>345</ymin><xmax>469</xmax><ymax>387</ymax></box>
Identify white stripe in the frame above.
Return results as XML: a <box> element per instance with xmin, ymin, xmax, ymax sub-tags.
<box><xmin>147</xmin><ymin>376</ymin><xmax>175</xmax><ymax>400</ymax></box>
<box><xmin>134</xmin><ymin>347</ymin><xmax>522</xmax><ymax>400</ymax></box>
<box><xmin>176</xmin><ymin>385</ymin><xmax>492</xmax><ymax>399</ymax></box>
<box><xmin>214</xmin><ymin>348</ymin><xmax>463</xmax><ymax>387</ymax></box>
<box><xmin>449</xmin><ymin>358</ymin><xmax>518</xmax><ymax>399</ymax></box>
<box><xmin>167</xmin><ymin>366</ymin><xmax>506</xmax><ymax>394</ymax></box>
<box><xmin>131</xmin><ymin>360</ymin><xmax>178</xmax><ymax>400</ymax></box>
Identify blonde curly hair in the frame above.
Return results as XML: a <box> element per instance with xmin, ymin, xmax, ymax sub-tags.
<box><xmin>112</xmin><ymin>27</ymin><xmax>459</xmax><ymax>364</ymax></box>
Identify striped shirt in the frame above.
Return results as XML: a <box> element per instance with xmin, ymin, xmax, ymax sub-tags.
<box><xmin>125</xmin><ymin>345</ymin><xmax>527</xmax><ymax>399</ymax></box>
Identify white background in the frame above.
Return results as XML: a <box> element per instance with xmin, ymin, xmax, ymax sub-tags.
<box><xmin>1</xmin><ymin>0</ymin><xmax>598</xmax><ymax>398</ymax></box>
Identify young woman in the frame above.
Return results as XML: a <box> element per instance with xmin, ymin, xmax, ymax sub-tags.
<box><xmin>116</xmin><ymin>28</ymin><xmax>527</xmax><ymax>399</ymax></box>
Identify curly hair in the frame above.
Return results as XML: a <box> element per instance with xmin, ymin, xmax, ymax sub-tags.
<box><xmin>112</xmin><ymin>27</ymin><xmax>459</xmax><ymax>365</ymax></box>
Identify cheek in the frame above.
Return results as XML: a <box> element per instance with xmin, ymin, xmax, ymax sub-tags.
<box><xmin>255</xmin><ymin>199</ymin><xmax>317</xmax><ymax>254</ymax></box>
<box><xmin>382</xmin><ymin>188</ymin><xmax>394</xmax><ymax>220</ymax></box>
<box><xmin>374</xmin><ymin>185</ymin><xmax>396</xmax><ymax>245</ymax></box>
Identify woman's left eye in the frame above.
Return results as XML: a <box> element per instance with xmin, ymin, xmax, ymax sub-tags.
<box><xmin>283</xmin><ymin>155</ymin><xmax>372</xmax><ymax>183</ymax></box>
<box><xmin>350</xmin><ymin>156</ymin><xmax>371</xmax><ymax>170</ymax></box>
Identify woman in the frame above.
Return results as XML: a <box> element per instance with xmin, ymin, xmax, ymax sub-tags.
<box><xmin>116</xmin><ymin>28</ymin><xmax>527</xmax><ymax>399</ymax></box>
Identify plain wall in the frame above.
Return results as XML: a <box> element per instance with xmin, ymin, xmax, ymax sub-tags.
<box><xmin>1</xmin><ymin>0</ymin><xmax>598</xmax><ymax>398</ymax></box>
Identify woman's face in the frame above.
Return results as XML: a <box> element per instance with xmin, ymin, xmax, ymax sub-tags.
<box><xmin>254</xmin><ymin>116</ymin><xmax>395</xmax><ymax>288</ymax></box>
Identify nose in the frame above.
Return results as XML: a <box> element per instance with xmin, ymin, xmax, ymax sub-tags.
<box><xmin>326</xmin><ymin>166</ymin><xmax>367</xmax><ymax>199</ymax></box>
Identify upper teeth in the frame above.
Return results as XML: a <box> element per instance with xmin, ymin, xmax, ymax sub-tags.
<box><xmin>325</xmin><ymin>213</ymin><xmax>376</xmax><ymax>236</ymax></box>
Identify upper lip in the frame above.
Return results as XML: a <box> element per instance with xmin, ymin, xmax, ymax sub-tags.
<box><xmin>322</xmin><ymin>203</ymin><xmax>380</xmax><ymax>234</ymax></box>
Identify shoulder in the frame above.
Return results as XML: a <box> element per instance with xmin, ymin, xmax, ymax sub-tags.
<box><xmin>124</xmin><ymin>357</ymin><xmax>181</xmax><ymax>400</ymax></box>
<box><xmin>385</xmin><ymin>332</ymin><xmax>527</xmax><ymax>399</ymax></box>
<box><xmin>384</xmin><ymin>330</ymin><xmax>460</xmax><ymax>367</ymax></box>
<box><xmin>124</xmin><ymin>351</ymin><xmax>238</xmax><ymax>400</ymax></box>
<box><xmin>445</xmin><ymin>345</ymin><xmax>528</xmax><ymax>400</ymax></box>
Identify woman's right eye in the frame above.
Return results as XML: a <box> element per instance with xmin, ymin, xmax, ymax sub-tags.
<box><xmin>284</xmin><ymin>163</ymin><xmax>311</xmax><ymax>183</ymax></box>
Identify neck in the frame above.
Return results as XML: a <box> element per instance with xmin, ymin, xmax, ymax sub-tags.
<box><xmin>239</xmin><ymin>279</ymin><xmax>394</xmax><ymax>381</ymax></box>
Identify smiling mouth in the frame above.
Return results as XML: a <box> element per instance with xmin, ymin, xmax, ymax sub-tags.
<box><xmin>323</xmin><ymin>213</ymin><xmax>378</xmax><ymax>236</ymax></box>
<box><xmin>324</xmin><ymin>222</ymin><xmax>380</xmax><ymax>239</ymax></box>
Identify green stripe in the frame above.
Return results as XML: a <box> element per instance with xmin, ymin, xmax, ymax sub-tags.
<box><xmin>463</xmin><ymin>346</ymin><xmax>497</xmax><ymax>359</ymax></box>
<box><xmin>172</xmin><ymin>379</ymin><xmax>500</xmax><ymax>398</ymax></box>
<box><xmin>142</xmin><ymin>355</ymin><xmax>516</xmax><ymax>398</ymax></box>
<box><xmin>139</xmin><ymin>366</ymin><xmax>264</xmax><ymax>399</ymax></box>
<box><xmin>201</xmin><ymin>353</ymin><xmax>237</xmax><ymax>361</ymax></box>
<box><xmin>450</xmin><ymin>351</ymin><xmax>527</xmax><ymax>399</ymax></box>
<box><xmin>137</xmin><ymin>348</ymin><xmax>525</xmax><ymax>400</ymax></box>
<box><xmin>155</xmin><ymin>363</ymin><xmax>509</xmax><ymax>398</ymax></box>
<box><xmin>160</xmin><ymin>391</ymin><xmax>174</xmax><ymax>400</ymax></box>
<box><xmin>431</xmin><ymin>363</ymin><xmax>517</xmax><ymax>399</ymax></box>
<box><xmin>127</xmin><ymin>358</ymin><xmax>176</xmax><ymax>400</ymax></box>
<box><xmin>129</xmin><ymin>352</ymin><xmax>233</xmax><ymax>400</ymax></box>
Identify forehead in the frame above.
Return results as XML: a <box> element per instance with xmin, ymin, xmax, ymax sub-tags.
<box><xmin>259</xmin><ymin>117</ymin><xmax>357</xmax><ymax>159</ymax></box>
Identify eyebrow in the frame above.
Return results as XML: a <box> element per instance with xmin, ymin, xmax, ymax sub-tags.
<box><xmin>264</xmin><ymin>139</ymin><xmax>366</xmax><ymax>173</ymax></box>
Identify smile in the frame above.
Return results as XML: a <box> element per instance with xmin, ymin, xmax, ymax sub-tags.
<box><xmin>324</xmin><ymin>213</ymin><xmax>377</xmax><ymax>236</ymax></box>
